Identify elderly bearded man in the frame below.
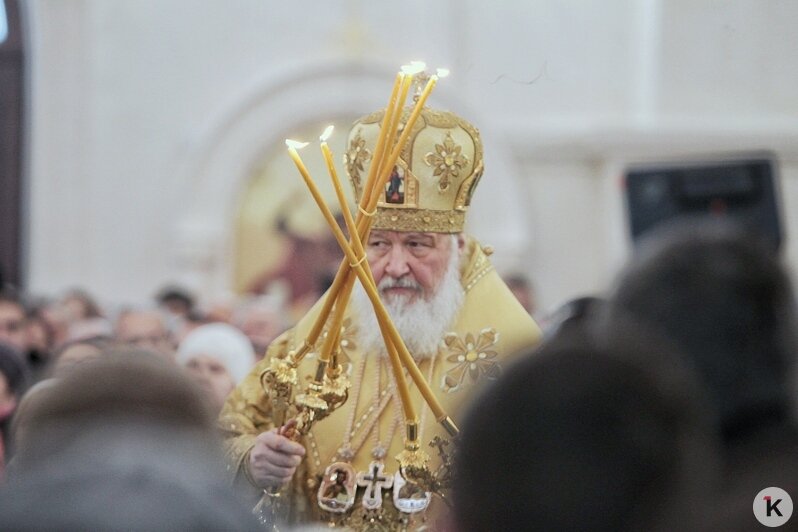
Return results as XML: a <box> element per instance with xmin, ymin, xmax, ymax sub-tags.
<box><xmin>220</xmin><ymin>103</ymin><xmax>541</xmax><ymax>530</ymax></box>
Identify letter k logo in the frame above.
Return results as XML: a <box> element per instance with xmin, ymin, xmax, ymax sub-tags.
<box><xmin>765</xmin><ymin>495</ymin><xmax>784</xmax><ymax>517</ymax></box>
<box><xmin>754</xmin><ymin>488</ymin><xmax>792</xmax><ymax>526</ymax></box>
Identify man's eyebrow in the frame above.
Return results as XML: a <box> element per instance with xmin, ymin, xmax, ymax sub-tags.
<box><xmin>404</xmin><ymin>233</ymin><xmax>435</xmax><ymax>243</ymax></box>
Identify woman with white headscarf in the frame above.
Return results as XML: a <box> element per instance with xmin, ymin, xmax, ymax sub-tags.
<box><xmin>176</xmin><ymin>323</ymin><xmax>255</xmax><ymax>413</ymax></box>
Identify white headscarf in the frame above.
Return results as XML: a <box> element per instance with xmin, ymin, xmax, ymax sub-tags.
<box><xmin>176</xmin><ymin>323</ymin><xmax>255</xmax><ymax>384</ymax></box>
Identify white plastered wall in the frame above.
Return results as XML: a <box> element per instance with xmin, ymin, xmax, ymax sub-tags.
<box><xmin>22</xmin><ymin>0</ymin><xmax>798</xmax><ymax>315</ymax></box>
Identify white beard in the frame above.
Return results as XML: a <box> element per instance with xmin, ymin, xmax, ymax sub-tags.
<box><xmin>350</xmin><ymin>241</ymin><xmax>464</xmax><ymax>361</ymax></box>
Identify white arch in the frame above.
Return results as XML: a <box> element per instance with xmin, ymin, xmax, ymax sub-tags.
<box><xmin>172</xmin><ymin>59</ymin><xmax>528</xmax><ymax>300</ymax></box>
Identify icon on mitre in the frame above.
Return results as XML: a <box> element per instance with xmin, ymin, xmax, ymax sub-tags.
<box><xmin>385</xmin><ymin>166</ymin><xmax>406</xmax><ymax>204</ymax></box>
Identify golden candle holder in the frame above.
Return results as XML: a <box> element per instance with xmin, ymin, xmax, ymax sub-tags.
<box><xmin>259</xmin><ymin>356</ymin><xmax>299</xmax><ymax>428</ymax></box>
<box><xmin>254</xmin><ymin>349</ymin><xmax>351</xmax><ymax>530</ymax></box>
<box><xmin>294</xmin><ymin>356</ymin><xmax>351</xmax><ymax>436</ymax></box>
<box><xmin>396</xmin><ymin>435</ymin><xmax>457</xmax><ymax>510</ymax></box>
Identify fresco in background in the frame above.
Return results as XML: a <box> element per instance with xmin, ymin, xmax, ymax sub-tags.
<box><xmin>234</xmin><ymin>119</ymin><xmax>355</xmax><ymax>320</ymax></box>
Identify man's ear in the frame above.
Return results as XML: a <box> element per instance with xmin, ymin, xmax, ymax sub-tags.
<box><xmin>456</xmin><ymin>233</ymin><xmax>466</xmax><ymax>252</ymax></box>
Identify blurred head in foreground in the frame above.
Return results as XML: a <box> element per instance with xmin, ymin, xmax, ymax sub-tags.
<box><xmin>453</xmin><ymin>326</ymin><xmax>718</xmax><ymax>532</ymax></box>
<box><xmin>1</xmin><ymin>349</ymin><xmax>257</xmax><ymax>531</ymax></box>
<box><xmin>608</xmin><ymin>219</ymin><xmax>798</xmax><ymax>444</ymax></box>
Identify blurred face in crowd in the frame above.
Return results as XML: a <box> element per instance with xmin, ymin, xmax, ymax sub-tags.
<box><xmin>0</xmin><ymin>300</ymin><xmax>27</xmax><ymax>352</ymax></box>
<box><xmin>25</xmin><ymin>318</ymin><xmax>52</xmax><ymax>355</ymax></box>
<box><xmin>61</xmin><ymin>294</ymin><xmax>97</xmax><ymax>322</ymax></box>
<box><xmin>184</xmin><ymin>354</ymin><xmax>235</xmax><ymax>411</ymax></box>
<box><xmin>366</xmin><ymin>230</ymin><xmax>461</xmax><ymax>305</ymax></box>
<box><xmin>0</xmin><ymin>371</ymin><xmax>15</xmax><ymax>418</ymax></box>
<box><xmin>238</xmin><ymin>308</ymin><xmax>283</xmax><ymax>357</ymax></box>
<box><xmin>160</xmin><ymin>298</ymin><xmax>192</xmax><ymax>318</ymax></box>
<box><xmin>115</xmin><ymin>311</ymin><xmax>173</xmax><ymax>357</ymax></box>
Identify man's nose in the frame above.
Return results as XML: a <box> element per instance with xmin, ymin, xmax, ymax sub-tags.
<box><xmin>384</xmin><ymin>246</ymin><xmax>411</xmax><ymax>278</ymax></box>
<box><xmin>194</xmin><ymin>366</ymin><xmax>211</xmax><ymax>381</ymax></box>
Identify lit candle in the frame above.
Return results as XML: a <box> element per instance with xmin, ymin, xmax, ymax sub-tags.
<box><xmin>285</xmin><ymin>139</ymin><xmax>312</xmax><ymax>193</ymax></box>
<box><xmin>285</xmin><ymin>138</ymin><xmax>342</xmax><ymax>241</ymax></box>
<box><xmin>369</xmin><ymin>63</ymin><xmax>424</xmax><ymax>199</ymax></box>
<box><xmin>376</xmin><ymin>70</ymin><xmax>440</xmax><ymax>201</ymax></box>
<box><xmin>318</xmin><ymin>126</ymin><xmax>373</xmax><ymax>365</ymax></box>
<box><xmin>359</xmin><ymin>71</ymin><xmax>403</xmax><ymax>211</ymax></box>
<box><xmin>320</xmin><ymin>125</ymin><xmax>363</xmax><ymax>259</ymax></box>
<box><xmin>288</xmin><ymin>137</ymin><xmax>418</xmax><ymax>417</ymax></box>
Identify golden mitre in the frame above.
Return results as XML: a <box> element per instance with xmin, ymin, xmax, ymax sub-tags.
<box><xmin>342</xmin><ymin>103</ymin><xmax>484</xmax><ymax>233</ymax></box>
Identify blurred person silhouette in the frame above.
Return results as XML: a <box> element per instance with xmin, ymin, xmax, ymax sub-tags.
<box><xmin>114</xmin><ymin>307</ymin><xmax>174</xmax><ymax>358</ymax></box>
<box><xmin>0</xmin><ymin>342</ymin><xmax>29</xmax><ymax>479</ymax></box>
<box><xmin>607</xmin><ymin>219</ymin><xmax>798</xmax><ymax>530</ymax></box>
<box><xmin>59</xmin><ymin>288</ymin><xmax>104</xmax><ymax>323</ymax></box>
<box><xmin>50</xmin><ymin>335</ymin><xmax>116</xmax><ymax>377</ymax></box>
<box><xmin>23</xmin><ymin>307</ymin><xmax>56</xmax><ymax>381</ymax></box>
<box><xmin>35</xmin><ymin>298</ymin><xmax>70</xmax><ymax>349</ymax></box>
<box><xmin>155</xmin><ymin>284</ymin><xmax>196</xmax><ymax>320</ymax></box>
<box><xmin>65</xmin><ymin>315</ymin><xmax>114</xmax><ymax>343</ymax></box>
<box><xmin>232</xmin><ymin>295</ymin><xmax>289</xmax><ymax>360</ymax></box>
<box><xmin>608</xmin><ymin>220</ymin><xmax>798</xmax><ymax>445</ymax></box>
<box><xmin>197</xmin><ymin>297</ymin><xmax>232</xmax><ymax>325</ymax></box>
<box><xmin>8</xmin><ymin>377</ymin><xmax>57</xmax><ymax>468</ymax></box>
<box><xmin>0</xmin><ymin>349</ymin><xmax>258</xmax><ymax>530</ymax></box>
<box><xmin>0</xmin><ymin>290</ymin><xmax>27</xmax><ymax>354</ymax></box>
<box><xmin>176</xmin><ymin>323</ymin><xmax>256</xmax><ymax>413</ymax></box>
<box><xmin>177</xmin><ymin>308</ymin><xmax>212</xmax><ymax>343</ymax></box>
<box><xmin>503</xmin><ymin>272</ymin><xmax>536</xmax><ymax>316</ymax></box>
<box><xmin>9</xmin><ymin>336</ymin><xmax>117</xmax><ymax>470</ymax></box>
<box><xmin>453</xmin><ymin>324</ymin><xmax>719</xmax><ymax>532</ymax></box>
<box><xmin>54</xmin><ymin>288</ymin><xmax>113</xmax><ymax>345</ymax></box>
<box><xmin>155</xmin><ymin>284</ymin><xmax>199</xmax><ymax>342</ymax></box>
<box><xmin>541</xmin><ymin>295</ymin><xmax>606</xmax><ymax>344</ymax></box>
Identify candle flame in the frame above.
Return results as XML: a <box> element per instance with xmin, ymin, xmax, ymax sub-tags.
<box><xmin>319</xmin><ymin>125</ymin><xmax>334</xmax><ymax>142</ymax></box>
<box><xmin>436</xmin><ymin>68</ymin><xmax>450</xmax><ymax>78</ymax></box>
<box><xmin>402</xmin><ymin>62</ymin><xmax>425</xmax><ymax>75</ymax></box>
<box><xmin>285</xmin><ymin>139</ymin><xmax>309</xmax><ymax>150</ymax></box>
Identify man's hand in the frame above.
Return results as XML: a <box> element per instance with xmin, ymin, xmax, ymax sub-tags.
<box><xmin>248</xmin><ymin>420</ymin><xmax>306</xmax><ymax>490</ymax></box>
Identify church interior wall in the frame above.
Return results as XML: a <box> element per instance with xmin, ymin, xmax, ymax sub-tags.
<box><xmin>20</xmin><ymin>0</ymin><xmax>798</xmax><ymax>316</ymax></box>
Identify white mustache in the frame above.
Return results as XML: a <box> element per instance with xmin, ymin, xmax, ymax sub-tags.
<box><xmin>379</xmin><ymin>276</ymin><xmax>422</xmax><ymax>292</ymax></box>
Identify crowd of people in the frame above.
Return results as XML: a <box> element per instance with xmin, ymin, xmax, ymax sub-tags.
<box><xmin>0</xmin><ymin>286</ymin><xmax>290</xmax><ymax>410</ymax></box>
<box><xmin>1</xmin><ymin>218</ymin><xmax>792</xmax><ymax>531</ymax></box>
